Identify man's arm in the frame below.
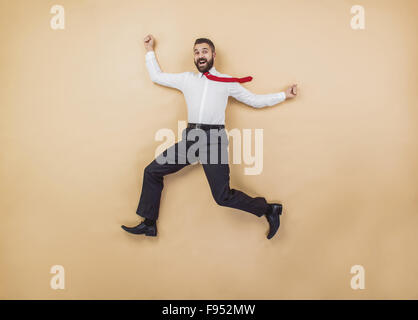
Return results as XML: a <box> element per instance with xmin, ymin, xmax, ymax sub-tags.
<box><xmin>228</xmin><ymin>82</ymin><xmax>298</xmax><ymax>108</ymax></box>
<box><xmin>145</xmin><ymin>51</ymin><xmax>188</xmax><ymax>91</ymax></box>
<box><xmin>144</xmin><ymin>34</ymin><xmax>188</xmax><ymax>91</ymax></box>
<box><xmin>228</xmin><ymin>82</ymin><xmax>287</xmax><ymax>108</ymax></box>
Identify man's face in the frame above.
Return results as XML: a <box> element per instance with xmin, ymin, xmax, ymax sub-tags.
<box><xmin>193</xmin><ymin>43</ymin><xmax>216</xmax><ymax>74</ymax></box>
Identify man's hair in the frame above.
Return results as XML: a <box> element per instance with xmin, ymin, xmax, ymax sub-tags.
<box><xmin>194</xmin><ymin>38</ymin><xmax>215</xmax><ymax>53</ymax></box>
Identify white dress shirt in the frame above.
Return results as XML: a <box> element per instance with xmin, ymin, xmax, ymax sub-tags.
<box><xmin>145</xmin><ymin>50</ymin><xmax>286</xmax><ymax>125</ymax></box>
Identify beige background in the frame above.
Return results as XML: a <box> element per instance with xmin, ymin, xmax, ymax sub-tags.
<box><xmin>1</xmin><ymin>0</ymin><xmax>417</xmax><ymax>299</ymax></box>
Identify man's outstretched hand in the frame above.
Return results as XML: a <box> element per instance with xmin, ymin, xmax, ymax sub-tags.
<box><xmin>285</xmin><ymin>84</ymin><xmax>298</xmax><ymax>99</ymax></box>
<box><xmin>144</xmin><ymin>34</ymin><xmax>155</xmax><ymax>52</ymax></box>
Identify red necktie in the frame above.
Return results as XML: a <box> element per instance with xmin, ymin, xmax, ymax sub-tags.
<box><xmin>203</xmin><ymin>72</ymin><xmax>253</xmax><ymax>83</ymax></box>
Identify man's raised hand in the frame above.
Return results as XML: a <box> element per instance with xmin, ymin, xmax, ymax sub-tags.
<box><xmin>144</xmin><ymin>34</ymin><xmax>155</xmax><ymax>52</ymax></box>
<box><xmin>285</xmin><ymin>84</ymin><xmax>298</xmax><ymax>99</ymax></box>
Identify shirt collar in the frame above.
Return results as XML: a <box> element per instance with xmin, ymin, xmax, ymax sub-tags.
<box><xmin>199</xmin><ymin>66</ymin><xmax>217</xmax><ymax>78</ymax></box>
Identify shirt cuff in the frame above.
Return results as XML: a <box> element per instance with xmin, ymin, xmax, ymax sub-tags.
<box><xmin>145</xmin><ymin>50</ymin><xmax>155</xmax><ymax>61</ymax></box>
<box><xmin>279</xmin><ymin>91</ymin><xmax>286</xmax><ymax>101</ymax></box>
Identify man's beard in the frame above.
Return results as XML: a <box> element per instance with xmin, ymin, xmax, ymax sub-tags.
<box><xmin>194</xmin><ymin>57</ymin><xmax>214</xmax><ymax>74</ymax></box>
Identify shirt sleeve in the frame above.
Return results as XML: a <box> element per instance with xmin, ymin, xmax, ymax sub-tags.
<box><xmin>228</xmin><ymin>82</ymin><xmax>286</xmax><ymax>108</ymax></box>
<box><xmin>145</xmin><ymin>51</ymin><xmax>188</xmax><ymax>92</ymax></box>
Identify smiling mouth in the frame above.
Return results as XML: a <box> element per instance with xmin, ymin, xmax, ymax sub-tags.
<box><xmin>198</xmin><ymin>61</ymin><xmax>206</xmax><ymax>66</ymax></box>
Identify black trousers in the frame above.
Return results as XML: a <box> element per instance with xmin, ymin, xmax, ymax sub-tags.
<box><xmin>136</xmin><ymin>125</ymin><xmax>270</xmax><ymax>220</ymax></box>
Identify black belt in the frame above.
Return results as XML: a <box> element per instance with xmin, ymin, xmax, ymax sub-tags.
<box><xmin>187</xmin><ymin>123</ymin><xmax>225</xmax><ymax>130</ymax></box>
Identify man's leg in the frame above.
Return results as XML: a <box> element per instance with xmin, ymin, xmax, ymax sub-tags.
<box><xmin>122</xmin><ymin>134</ymin><xmax>193</xmax><ymax>235</ymax></box>
<box><xmin>136</xmin><ymin>137</ymin><xmax>191</xmax><ymax>221</ymax></box>
<box><xmin>201</xmin><ymin>129</ymin><xmax>271</xmax><ymax>217</ymax></box>
<box><xmin>202</xmin><ymin>162</ymin><xmax>270</xmax><ymax>217</ymax></box>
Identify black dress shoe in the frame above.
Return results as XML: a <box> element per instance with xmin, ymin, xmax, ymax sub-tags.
<box><xmin>265</xmin><ymin>203</ymin><xmax>283</xmax><ymax>239</ymax></box>
<box><xmin>121</xmin><ymin>221</ymin><xmax>157</xmax><ymax>236</ymax></box>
